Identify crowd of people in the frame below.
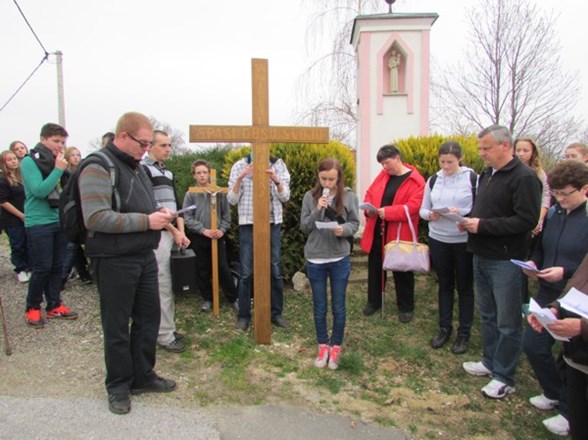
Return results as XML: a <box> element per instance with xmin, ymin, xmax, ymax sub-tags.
<box><xmin>2</xmin><ymin>116</ymin><xmax>587</xmax><ymax>438</ymax></box>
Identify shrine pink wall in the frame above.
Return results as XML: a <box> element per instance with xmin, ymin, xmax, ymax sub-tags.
<box><xmin>358</xmin><ymin>32</ymin><xmax>372</xmax><ymax>201</ymax></box>
<box><xmin>420</xmin><ymin>30</ymin><xmax>431</xmax><ymax>135</ymax></box>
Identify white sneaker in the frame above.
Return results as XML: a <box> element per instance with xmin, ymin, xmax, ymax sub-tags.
<box><xmin>463</xmin><ymin>361</ymin><xmax>492</xmax><ymax>376</ymax></box>
<box><xmin>313</xmin><ymin>344</ymin><xmax>329</xmax><ymax>368</ymax></box>
<box><xmin>17</xmin><ymin>271</ymin><xmax>29</xmax><ymax>283</ymax></box>
<box><xmin>481</xmin><ymin>379</ymin><xmax>515</xmax><ymax>399</ymax></box>
<box><xmin>542</xmin><ymin>414</ymin><xmax>569</xmax><ymax>436</ymax></box>
<box><xmin>529</xmin><ymin>394</ymin><xmax>559</xmax><ymax>410</ymax></box>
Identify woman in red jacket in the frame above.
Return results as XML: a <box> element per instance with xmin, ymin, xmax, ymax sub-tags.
<box><xmin>360</xmin><ymin>144</ymin><xmax>425</xmax><ymax>322</ymax></box>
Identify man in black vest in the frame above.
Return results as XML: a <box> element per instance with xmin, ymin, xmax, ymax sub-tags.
<box><xmin>79</xmin><ymin>112</ymin><xmax>176</xmax><ymax>415</ymax></box>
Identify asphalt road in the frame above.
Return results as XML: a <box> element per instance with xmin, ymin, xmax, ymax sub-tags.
<box><xmin>0</xmin><ymin>396</ymin><xmax>407</xmax><ymax>440</ymax></box>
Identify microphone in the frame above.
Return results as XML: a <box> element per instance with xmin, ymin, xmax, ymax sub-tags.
<box><xmin>321</xmin><ymin>187</ymin><xmax>329</xmax><ymax>209</ymax></box>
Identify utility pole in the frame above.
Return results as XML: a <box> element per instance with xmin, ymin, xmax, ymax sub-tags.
<box><xmin>55</xmin><ymin>50</ymin><xmax>66</xmax><ymax>127</ymax></box>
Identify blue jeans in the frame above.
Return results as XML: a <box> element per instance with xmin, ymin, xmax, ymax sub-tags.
<box><xmin>306</xmin><ymin>257</ymin><xmax>350</xmax><ymax>346</ymax></box>
<box><xmin>237</xmin><ymin>224</ymin><xmax>284</xmax><ymax>322</ymax></box>
<box><xmin>523</xmin><ymin>324</ymin><xmax>568</xmax><ymax>417</ymax></box>
<box><xmin>522</xmin><ymin>284</ymin><xmax>568</xmax><ymax>415</ymax></box>
<box><xmin>429</xmin><ymin>238</ymin><xmax>474</xmax><ymax>337</ymax></box>
<box><xmin>4</xmin><ymin>224</ymin><xmax>32</xmax><ymax>273</ymax></box>
<box><xmin>62</xmin><ymin>242</ymin><xmax>90</xmax><ymax>279</ymax></box>
<box><xmin>25</xmin><ymin>222</ymin><xmax>66</xmax><ymax>311</ymax></box>
<box><xmin>474</xmin><ymin>255</ymin><xmax>523</xmax><ymax>386</ymax></box>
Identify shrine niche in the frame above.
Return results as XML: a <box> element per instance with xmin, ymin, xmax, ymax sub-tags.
<box><xmin>384</xmin><ymin>44</ymin><xmax>405</xmax><ymax>94</ymax></box>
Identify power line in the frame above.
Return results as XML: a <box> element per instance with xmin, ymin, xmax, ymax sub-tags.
<box><xmin>12</xmin><ymin>0</ymin><xmax>49</xmax><ymax>56</ymax></box>
<box><xmin>0</xmin><ymin>55</ymin><xmax>48</xmax><ymax>114</ymax></box>
<box><xmin>1</xmin><ymin>0</ymin><xmax>52</xmax><ymax>114</ymax></box>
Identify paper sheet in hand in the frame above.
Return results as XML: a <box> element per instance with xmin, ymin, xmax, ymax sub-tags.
<box><xmin>315</xmin><ymin>221</ymin><xmax>339</xmax><ymax>229</ymax></box>
<box><xmin>175</xmin><ymin>204</ymin><xmax>197</xmax><ymax>215</ymax></box>
<box><xmin>529</xmin><ymin>299</ymin><xmax>569</xmax><ymax>341</ymax></box>
<box><xmin>559</xmin><ymin>287</ymin><xmax>588</xmax><ymax>320</ymax></box>
<box><xmin>359</xmin><ymin>202</ymin><xmax>378</xmax><ymax>213</ymax></box>
<box><xmin>431</xmin><ymin>207</ymin><xmax>466</xmax><ymax>223</ymax></box>
<box><xmin>510</xmin><ymin>259</ymin><xmax>539</xmax><ymax>272</ymax></box>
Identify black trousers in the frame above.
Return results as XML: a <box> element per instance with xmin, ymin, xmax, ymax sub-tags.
<box><xmin>92</xmin><ymin>251</ymin><xmax>160</xmax><ymax>394</ymax></box>
<box><xmin>191</xmin><ymin>235</ymin><xmax>237</xmax><ymax>302</ymax></box>
<box><xmin>367</xmin><ymin>226</ymin><xmax>414</xmax><ymax>312</ymax></box>
<box><xmin>567</xmin><ymin>365</ymin><xmax>588</xmax><ymax>440</ymax></box>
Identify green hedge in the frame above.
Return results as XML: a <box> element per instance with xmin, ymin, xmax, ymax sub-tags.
<box><xmin>221</xmin><ymin>141</ymin><xmax>356</xmax><ymax>279</ymax></box>
<box><xmin>165</xmin><ymin>135</ymin><xmax>485</xmax><ymax>280</ymax></box>
<box><xmin>395</xmin><ymin>134</ymin><xmax>484</xmax><ymax>179</ymax></box>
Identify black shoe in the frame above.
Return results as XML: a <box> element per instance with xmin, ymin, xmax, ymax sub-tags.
<box><xmin>173</xmin><ymin>331</ymin><xmax>184</xmax><ymax>341</ymax></box>
<box><xmin>398</xmin><ymin>311</ymin><xmax>413</xmax><ymax>323</ymax></box>
<box><xmin>430</xmin><ymin>327</ymin><xmax>452</xmax><ymax>349</ymax></box>
<box><xmin>79</xmin><ymin>272</ymin><xmax>93</xmax><ymax>284</ymax></box>
<box><xmin>363</xmin><ymin>304</ymin><xmax>381</xmax><ymax>316</ymax></box>
<box><xmin>158</xmin><ymin>338</ymin><xmax>185</xmax><ymax>353</ymax></box>
<box><xmin>271</xmin><ymin>316</ymin><xmax>290</xmax><ymax>328</ymax></box>
<box><xmin>108</xmin><ymin>393</ymin><xmax>131</xmax><ymax>415</ymax></box>
<box><xmin>131</xmin><ymin>375</ymin><xmax>176</xmax><ymax>395</ymax></box>
<box><xmin>451</xmin><ymin>335</ymin><xmax>469</xmax><ymax>355</ymax></box>
<box><xmin>235</xmin><ymin>320</ymin><xmax>250</xmax><ymax>332</ymax></box>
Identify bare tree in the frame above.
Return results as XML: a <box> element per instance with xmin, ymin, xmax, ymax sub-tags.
<box><xmin>149</xmin><ymin>116</ymin><xmax>188</xmax><ymax>154</ymax></box>
<box><xmin>297</xmin><ymin>0</ymin><xmax>391</xmax><ymax>146</ymax></box>
<box><xmin>433</xmin><ymin>0</ymin><xmax>581</xmax><ymax>158</ymax></box>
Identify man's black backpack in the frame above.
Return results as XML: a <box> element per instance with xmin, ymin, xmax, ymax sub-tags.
<box><xmin>59</xmin><ymin>150</ymin><xmax>120</xmax><ymax>244</ymax></box>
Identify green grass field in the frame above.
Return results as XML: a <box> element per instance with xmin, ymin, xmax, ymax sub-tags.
<box><xmin>162</xmin><ymin>273</ymin><xmax>564</xmax><ymax>440</ymax></box>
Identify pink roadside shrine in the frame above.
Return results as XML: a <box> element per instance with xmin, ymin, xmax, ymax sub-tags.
<box><xmin>350</xmin><ymin>12</ymin><xmax>438</xmax><ymax>201</ymax></box>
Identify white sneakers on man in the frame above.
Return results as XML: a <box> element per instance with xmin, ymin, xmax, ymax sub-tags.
<box><xmin>542</xmin><ymin>414</ymin><xmax>569</xmax><ymax>436</ymax></box>
<box><xmin>529</xmin><ymin>394</ymin><xmax>559</xmax><ymax>410</ymax></box>
<box><xmin>462</xmin><ymin>361</ymin><xmax>491</xmax><ymax>376</ymax></box>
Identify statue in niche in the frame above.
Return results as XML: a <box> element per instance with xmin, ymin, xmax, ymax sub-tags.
<box><xmin>388</xmin><ymin>50</ymin><xmax>401</xmax><ymax>93</ymax></box>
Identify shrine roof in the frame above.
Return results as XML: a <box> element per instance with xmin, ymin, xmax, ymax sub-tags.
<box><xmin>350</xmin><ymin>12</ymin><xmax>439</xmax><ymax>43</ymax></box>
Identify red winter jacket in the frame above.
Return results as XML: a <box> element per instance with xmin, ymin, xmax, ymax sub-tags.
<box><xmin>360</xmin><ymin>164</ymin><xmax>425</xmax><ymax>253</ymax></box>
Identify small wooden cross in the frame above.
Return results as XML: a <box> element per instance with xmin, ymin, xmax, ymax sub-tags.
<box><xmin>187</xmin><ymin>169</ymin><xmax>229</xmax><ymax>317</ymax></box>
<box><xmin>189</xmin><ymin>59</ymin><xmax>329</xmax><ymax>344</ymax></box>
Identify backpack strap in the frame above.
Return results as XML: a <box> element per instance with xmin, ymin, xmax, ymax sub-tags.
<box><xmin>87</xmin><ymin>150</ymin><xmax>120</xmax><ymax>211</ymax></box>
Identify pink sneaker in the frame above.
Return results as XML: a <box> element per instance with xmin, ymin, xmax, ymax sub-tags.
<box><xmin>328</xmin><ymin>345</ymin><xmax>341</xmax><ymax>370</ymax></box>
<box><xmin>314</xmin><ymin>344</ymin><xmax>329</xmax><ymax>368</ymax></box>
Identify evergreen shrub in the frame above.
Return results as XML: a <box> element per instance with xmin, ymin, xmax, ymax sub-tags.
<box><xmin>395</xmin><ymin>134</ymin><xmax>484</xmax><ymax>180</ymax></box>
<box><xmin>222</xmin><ymin>140</ymin><xmax>356</xmax><ymax>280</ymax></box>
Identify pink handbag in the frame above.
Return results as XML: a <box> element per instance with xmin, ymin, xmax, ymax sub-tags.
<box><xmin>383</xmin><ymin>205</ymin><xmax>430</xmax><ymax>273</ymax></box>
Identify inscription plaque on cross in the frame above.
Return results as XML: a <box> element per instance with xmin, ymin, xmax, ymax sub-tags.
<box><xmin>187</xmin><ymin>169</ymin><xmax>228</xmax><ymax>317</ymax></box>
<box><xmin>189</xmin><ymin>58</ymin><xmax>329</xmax><ymax>344</ymax></box>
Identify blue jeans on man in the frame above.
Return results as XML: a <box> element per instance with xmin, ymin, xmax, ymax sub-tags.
<box><xmin>306</xmin><ymin>257</ymin><xmax>350</xmax><ymax>346</ymax></box>
<box><xmin>474</xmin><ymin>255</ymin><xmax>523</xmax><ymax>387</ymax></box>
<box><xmin>25</xmin><ymin>222</ymin><xmax>66</xmax><ymax>311</ymax></box>
<box><xmin>237</xmin><ymin>224</ymin><xmax>284</xmax><ymax>323</ymax></box>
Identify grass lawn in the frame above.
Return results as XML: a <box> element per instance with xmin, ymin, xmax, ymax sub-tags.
<box><xmin>162</xmin><ymin>273</ymin><xmax>563</xmax><ymax>440</ymax></box>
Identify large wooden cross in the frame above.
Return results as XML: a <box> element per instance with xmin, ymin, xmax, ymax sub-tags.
<box><xmin>189</xmin><ymin>58</ymin><xmax>329</xmax><ymax>344</ymax></box>
<box><xmin>187</xmin><ymin>169</ymin><xmax>228</xmax><ymax>318</ymax></box>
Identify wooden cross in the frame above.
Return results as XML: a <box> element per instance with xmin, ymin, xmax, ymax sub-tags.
<box><xmin>187</xmin><ymin>169</ymin><xmax>229</xmax><ymax>317</ymax></box>
<box><xmin>189</xmin><ymin>58</ymin><xmax>329</xmax><ymax>344</ymax></box>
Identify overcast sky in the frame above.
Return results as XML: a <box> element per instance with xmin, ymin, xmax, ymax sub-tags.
<box><xmin>1</xmin><ymin>0</ymin><xmax>586</xmax><ymax>154</ymax></box>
